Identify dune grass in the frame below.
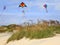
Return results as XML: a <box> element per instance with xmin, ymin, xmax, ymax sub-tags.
<box><xmin>25</xmin><ymin>29</ymin><xmax>54</xmax><ymax>39</ymax></box>
<box><xmin>7</xmin><ymin>27</ymin><xmax>55</xmax><ymax>43</ymax></box>
<box><xmin>0</xmin><ymin>30</ymin><xmax>7</xmax><ymax>33</ymax></box>
<box><xmin>7</xmin><ymin>30</ymin><xmax>25</xmax><ymax>43</ymax></box>
<box><xmin>7</xmin><ymin>25</ymin><xmax>60</xmax><ymax>43</ymax></box>
<box><xmin>0</xmin><ymin>23</ymin><xmax>59</xmax><ymax>43</ymax></box>
<box><xmin>54</xmin><ymin>26</ymin><xmax>60</xmax><ymax>34</ymax></box>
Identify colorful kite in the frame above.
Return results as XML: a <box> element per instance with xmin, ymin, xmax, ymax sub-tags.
<box><xmin>19</xmin><ymin>2</ymin><xmax>27</xmax><ymax>8</ymax></box>
<box><xmin>19</xmin><ymin>2</ymin><xmax>27</xmax><ymax>12</ymax></box>
<box><xmin>19</xmin><ymin>2</ymin><xmax>27</xmax><ymax>19</ymax></box>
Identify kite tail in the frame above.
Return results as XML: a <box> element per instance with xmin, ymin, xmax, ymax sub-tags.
<box><xmin>22</xmin><ymin>10</ymin><xmax>25</xmax><ymax>17</ymax></box>
<box><xmin>46</xmin><ymin>8</ymin><xmax>48</xmax><ymax>13</ymax></box>
<box><xmin>22</xmin><ymin>10</ymin><xmax>26</xmax><ymax>20</ymax></box>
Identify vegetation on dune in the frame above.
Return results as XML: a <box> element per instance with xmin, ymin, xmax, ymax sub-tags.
<box><xmin>7</xmin><ymin>29</ymin><xmax>55</xmax><ymax>43</ymax></box>
<box><xmin>54</xmin><ymin>26</ymin><xmax>60</xmax><ymax>34</ymax></box>
<box><xmin>0</xmin><ymin>24</ymin><xmax>22</xmax><ymax>32</ymax></box>
<box><xmin>7</xmin><ymin>30</ymin><xmax>25</xmax><ymax>43</ymax></box>
<box><xmin>0</xmin><ymin>26</ymin><xmax>7</xmax><ymax>33</ymax></box>
<box><xmin>25</xmin><ymin>29</ymin><xmax>54</xmax><ymax>39</ymax></box>
<box><xmin>0</xmin><ymin>20</ymin><xmax>60</xmax><ymax>43</ymax></box>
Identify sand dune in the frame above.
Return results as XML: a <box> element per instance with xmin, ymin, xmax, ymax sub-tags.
<box><xmin>0</xmin><ymin>32</ymin><xmax>13</xmax><ymax>45</ymax></box>
<box><xmin>0</xmin><ymin>33</ymin><xmax>60</xmax><ymax>45</ymax></box>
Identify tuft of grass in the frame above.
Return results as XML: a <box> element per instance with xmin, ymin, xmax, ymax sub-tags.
<box><xmin>54</xmin><ymin>26</ymin><xmax>60</xmax><ymax>34</ymax></box>
<box><xmin>25</xmin><ymin>30</ymin><xmax>54</xmax><ymax>39</ymax></box>
<box><xmin>7</xmin><ymin>29</ymin><xmax>13</xmax><ymax>32</ymax></box>
<box><xmin>7</xmin><ymin>30</ymin><xmax>25</xmax><ymax>43</ymax></box>
<box><xmin>7</xmin><ymin>29</ymin><xmax>55</xmax><ymax>43</ymax></box>
<box><xmin>48</xmin><ymin>26</ymin><xmax>60</xmax><ymax>34</ymax></box>
<box><xmin>0</xmin><ymin>30</ymin><xmax>7</xmax><ymax>33</ymax></box>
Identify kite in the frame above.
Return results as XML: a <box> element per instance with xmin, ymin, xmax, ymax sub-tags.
<box><xmin>19</xmin><ymin>2</ymin><xmax>27</xmax><ymax>19</ymax></box>
<box><xmin>0</xmin><ymin>5</ymin><xmax>6</xmax><ymax>16</ymax></box>
<box><xmin>19</xmin><ymin>2</ymin><xmax>27</xmax><ymax>8</ymax></box>
<box><xmin>3</xmin><ymin>6</ymin><xmax>6</xmax><ymax>10</ymax></box>
<box><xmin>19</xmin><ymin>2</ymin><xmax>27</xmax><ymax>13</ymax></box>
<box><xmin>43</xmin><ymin>4</ymin><xmax>48</xmax><ymax>13</ymax></box>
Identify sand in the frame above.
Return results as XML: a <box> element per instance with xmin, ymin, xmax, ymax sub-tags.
<box><xmin>0</xmin><ymin>32</ymin><xmax>13</xmax><ymax>45</ymax></box>
<box><xmin>0</xmin><ymin>32</ymin><xmax>60</xmax><ymax>45</ymax></box>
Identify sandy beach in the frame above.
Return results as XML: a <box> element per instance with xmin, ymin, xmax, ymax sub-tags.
<box><xmin>0</xmin><ymin>32</ymin><xmax>60</xmax><ymax>45</ymax></box>
<box><xmin>0</xmin><ymin>32</ymin><xmax>13</xmax><ymax>45</ymax></box>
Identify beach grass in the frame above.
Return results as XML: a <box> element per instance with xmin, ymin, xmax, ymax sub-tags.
<box><xmin>7</xmin><ymin>25</ymin><xmax>60</xmax><ymax>43</ymax></box>
<box><xmin>0</xmin><ymin>22</ymin><xmax>59</xmax><ymax>43</ymax></box>
<box><xmin>7</xmin><ymin>30</ymin><xmax>25</xmax><ymax>43</ymax></box>
<box><xmin>7</xmin><ymin>26</ymin><xmax>56</xmax><ymax>43</ymax></box>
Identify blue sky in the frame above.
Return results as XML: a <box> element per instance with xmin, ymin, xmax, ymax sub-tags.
<box><xmin>0</xmin><ymin>0</ymin><xmax>60</xmax><ymax>25</ymax></box>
